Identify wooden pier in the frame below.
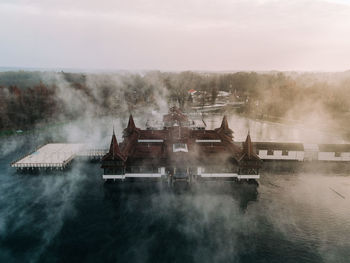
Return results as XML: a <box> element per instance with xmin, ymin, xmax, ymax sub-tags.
<box><xmin>11</xmin><ymin>143</ymin><xmax>108</xmax><ymax>170</ymax></box>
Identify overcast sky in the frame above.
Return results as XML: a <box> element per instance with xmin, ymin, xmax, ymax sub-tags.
<box><xmin>0</xmin><ymin>0</ymin><xmax>350</xmax><ymax>71</ymax></box>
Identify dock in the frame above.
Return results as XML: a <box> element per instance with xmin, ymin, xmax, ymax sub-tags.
<box><xmin>11</xmin><ymin>143</ymin><xmax>108</xmax><ymax>170</ymax></box>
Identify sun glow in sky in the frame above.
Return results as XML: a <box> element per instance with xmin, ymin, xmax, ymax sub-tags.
<box><xmin>1</xmin><ymin>0</ymin><xmax>350</xmax><ymax>71</ymax></box>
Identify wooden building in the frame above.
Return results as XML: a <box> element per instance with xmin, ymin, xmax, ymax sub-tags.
<box><xmin>101</xmin><ymin>107</ymin><xmax>262</xmax><ymax>183</ymax></box>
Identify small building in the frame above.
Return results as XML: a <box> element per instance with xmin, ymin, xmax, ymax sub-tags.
<box><xmin>188</xmin><ymin>89</ymin><xmax>197</xmax><ymax>96</ymax></box>
<box><xmin>254</xmin><ymin>142</ymin><xmax>305</xmax><ymax>161</ymax></box>
<box><xmin>318</xmin><ymin>144</ymin><xmax>350</xmax><ymax>161</ymax></box>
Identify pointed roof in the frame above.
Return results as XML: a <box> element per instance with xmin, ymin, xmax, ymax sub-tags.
<box><xmin>121</xmin><ymin>115</ymin><xmax>141</xmax><ymax>156</ymax></box>
<box><xmin>102</xmin><ymin>129</ymin><xmax>126</xmax><ymax>162</ymax></box>
<box><xmin>243</xmin><ymin>131</ymin><xmax>253</xmax><ymax>158</ymax></box>
<box><xmin>215</xmin><ymin>115</ymin><xmax>233</xmax><ymax>139</ymax></box>
<box><xmin>127</xmin><ymin>114</ymin><xmax>136</xmax><ymax>130</ymax></box>
<box><xmin>238</xmin><ymin>132</ymin><xmax>261</xmax><ymax>163</ymax></box>
<box><xmin>221</xmin><ymin>115</ymin><xmax>229</xmax><ymax>130</ymax></box>
<box><xmin>124</xmin><ymin>114</ymin><xmax>139</xmax><ymax>137</ymax></box>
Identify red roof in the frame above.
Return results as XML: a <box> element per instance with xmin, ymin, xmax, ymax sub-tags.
<box><xmin>215</xmin><ymin>116</ymin><xmax>234</xmax><ymax>140</ymax></box>
<box><xmin>102</xmin><ymin>131</ymin><xmax>126</xmax><ymax>162</ymax></box>
<box><xmin>102</xmin><ymin>108</ymin><xmax>258</xmax><ymax>168</ymax></box>
<box><xmin>238</xmin><ymin>132</ymin><xmax>261</xmax><ymax>164</ymax></box>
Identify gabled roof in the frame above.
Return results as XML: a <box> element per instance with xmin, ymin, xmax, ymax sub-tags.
<box><xmin>220</xmin><ymin>115</ymin><xmax>230</xmax><ymax>130</ymax></box>
<box><xmin>102</xmin><ymin>130</ymin><xmax>126</xmax><ymax>162</ymax></box>
<box><xmin>238</xmin><ymin>133</ymin><xmax>261</xmax><ymax>163</ymax></box>
<box><xmin>123</xmin><ymin>114</ymin><xmax>138</xmax><ymax>137</ymax></box>
<box><xmin>243</xmin><ymin>133</ymin><xmax>253</xmax><ymax>158</ymax></box>
<box><xmin>215</xmin><ymin>116</ymin><xmax>234</xmax><ymax>139</ymax></box>
<box><xmin>102</xmin><ymin>108</ymin><xmax>252</xmax><ymax>167</ymax></box>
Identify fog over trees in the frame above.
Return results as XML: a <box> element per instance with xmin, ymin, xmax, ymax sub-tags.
<box><xmin>1</xmin><ymin>70</ymin><xmax>350</xmax><ymax>138</ymax></box>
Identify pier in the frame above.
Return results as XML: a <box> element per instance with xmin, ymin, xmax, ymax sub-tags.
<box><xmin>10</xmin><ymin>108</ymin><xmax>350</xmax><ymax>179</ymax></box>
<box><xmin>11</xmin><ymin>143</ymin><xmax>108</xmax><ymax>170</ymax></box>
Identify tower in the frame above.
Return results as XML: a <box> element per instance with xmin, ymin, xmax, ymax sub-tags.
<box><xmin>238</xmin><ymin>132</ymin><xmax>262</xmax><ymax>176</ymax></box>
<box><xmin>101</xmin><ymin>129</ymin><xmax>126</xmax><ymax>175</ymax></box>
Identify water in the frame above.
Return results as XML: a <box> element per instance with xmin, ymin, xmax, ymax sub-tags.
<box><xmin>1</xmin><ymin>116</ymin><xmax>350</xmax><ymax>263</ymax></box>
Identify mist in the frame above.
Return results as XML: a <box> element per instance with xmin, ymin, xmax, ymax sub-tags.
<box><xmin>2</xmin><ymin>69</ymin><xmax>350</xmax><ymax>145</ymax></box>
<box><xmin>1</xmin><ymin>0</ymin><xmax>350</xmax><ymax>261</ymax></box>
<box><xmin>1</xmin><ymin>69</ymin><xmax>350</xmax><ymax>262</ymax></box>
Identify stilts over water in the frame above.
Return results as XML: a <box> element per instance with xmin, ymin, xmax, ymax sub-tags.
<box><xmin>101</xmin><ymin>106</ymin><xmax>261</xmax><ymax>185</ymax></box>
<box><xmin>12</xmin><ymin>107</ymin><xmax>350</xmax><ymax>184</ymax></box>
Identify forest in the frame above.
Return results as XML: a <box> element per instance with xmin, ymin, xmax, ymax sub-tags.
<box><xmin>1</xmin><ymin>70</ymin><xmax>350</xmax><ymax>138</ymax></box>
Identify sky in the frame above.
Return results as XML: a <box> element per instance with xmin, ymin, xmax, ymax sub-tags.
<box><xmin>0</xmin><ymin>0</ymin><xmax>350</xmax><ymax>71</ymax></box>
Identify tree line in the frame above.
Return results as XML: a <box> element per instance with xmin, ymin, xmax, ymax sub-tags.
<box><xmin>1</xmin><ymin>70</ymin><xmax>350</xmax><ymax>136</ymax></box>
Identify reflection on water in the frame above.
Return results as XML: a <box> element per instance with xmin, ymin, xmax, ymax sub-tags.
<box><xmin>1</xmin><ymin>157</ymin><xmax>349</xmax><ymax>262</ymax></box>
<box><xmin>205</xmin><ymin>114</ymin><xmax>345</xmax><ymax>143</ymax></box>
<box><xmin>103</xmin><ymin>181</ymin><xmax>258</xmax><ymax>212</ymax></box>
<box><xmin>1</xmin><ymin>114</ymin><xmax>350</xmax><ymax>263</ymax></box>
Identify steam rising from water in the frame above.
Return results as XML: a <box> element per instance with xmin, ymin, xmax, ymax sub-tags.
<box><xmin>206</xmin><ymin>114</ymin><xmax>344</xmax><ymax>143</ymax></box>
<box><xmin>1</xmin><ymin>134</ymin><xmax>350</xmax><ymax>262</ymax></box>
<box><xmin>0</xmin><ymin>160</ymin><xmax>86</xmax><ymax>262</ymax></box>
<box><xmin>1</xmin><ymin>72</ymin><xmax>350</xmax><ymax>262</ymax></box>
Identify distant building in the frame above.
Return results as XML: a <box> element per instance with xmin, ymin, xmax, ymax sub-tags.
<box><xmin>188</xmin><ymin>89</ymin><xmax>197</xmax><ymax>95</ymax></box>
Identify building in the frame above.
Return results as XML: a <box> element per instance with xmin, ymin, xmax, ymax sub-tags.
<box><xmin>12</xmin><ymin>107</ymin><xmax>350</xmax><ymax>174</ymax></box>
<box><xmin>254</xmin><ymin>142</ymin><xmax>305</xmax><ymax>161</ymax></box>
<box><xmin>253</xmin><ymin>142</ymin><xmax>350</xmax><ymax>162</ymax></box>
<box><xmin>101</xmin><ymin>107</ymin><xmax>262</xmax><ymax>184</ymax></box>
<box><xmin>318</xmin><ymin>144</ymin><xmax>350</xmax><ymax>161</ymax></box>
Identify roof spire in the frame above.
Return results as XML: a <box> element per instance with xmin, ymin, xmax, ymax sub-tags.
<box><xmin>221</xmin><ymin>115</ymin><xmax>229</xmax><ymax>130</ymax></box>
<box><xmin>109</xmin><ymin>130</ymin><xmax>123</xmax><ymax>160</ymax></box>
<box><xmin>243</xmin><ymin>132</ymin><xmax>253</xmax><ymax>158</ymax></box>
<box><xmin>123</xmin><ymin>114</ymin><xmax>140</xmax><ymax>138</ymax></box>
<box><xmin>215</xmin><ymin>115</ymin><xmax>233</xmax><ymax>139</ymax></box>
<box><xmin>127</xmin><ymin>114</ymin><xmax>136</xmax><ymax>131</ymax></box>
<box><xmin>238</xmin><ymin>131</ymin><xmax>261</xmax><ymax>169</ymax></box>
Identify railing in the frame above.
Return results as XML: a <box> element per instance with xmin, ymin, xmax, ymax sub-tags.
<box><xmin>77</xmin><ymin>149</ymin><xmax>108</xmax><ymax>157</ymax></box>
<box><xmin>200</xmin><ymin>173</ymin><xmax>238</xmax><ymax>178</ymax></box>
<box><xmin>102</xmin><ymin>173</ymin><xmax>164</xmax><ymax>180</ymax></box>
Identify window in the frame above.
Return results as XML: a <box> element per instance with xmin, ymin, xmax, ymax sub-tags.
<box><xmin>173</xmin><ymin>143</ymin><xmax>188</xmax><ymax>153</ymax></box>
<box><xmin>267</xmin><ymin>149</ymin><xmax>274</xmax><ymax>155</ymax></box>
<box><xmin>282</xmin><ymin>150</ymin><xmax>288</xmax><ymax>156</ymax></box>
<box><xmin>335</xmin><ymin>152</ymin><xmax>341</xmax><ymax>157</ymax></box>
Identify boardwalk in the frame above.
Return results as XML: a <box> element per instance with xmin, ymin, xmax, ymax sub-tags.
<box><xmin>11</xmin><ymin>143</ymin><xmax>99</xmax><ymax>169</ymax></box>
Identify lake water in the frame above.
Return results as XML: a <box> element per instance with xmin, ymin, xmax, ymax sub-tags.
<box><xmin>0</xmin><ymin>115</ymin><xmax>349</xmax><ymax>262</ymax></box>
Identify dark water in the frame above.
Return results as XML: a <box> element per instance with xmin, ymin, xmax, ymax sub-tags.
<box><xmin>1</xmin><ymin>137</ymin><xmax>350</xmax><ymax>263</ymax></box>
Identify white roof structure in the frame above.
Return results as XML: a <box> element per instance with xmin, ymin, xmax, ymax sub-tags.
<box><xmin>12</xmin><ymin>143</ymin><xmax>85</xmax><ymax>168</ymax></box>
<box><xmin>173</xmin><ymin>143</ymin><xmax>188</xmax><ymax>153</ymax></box>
